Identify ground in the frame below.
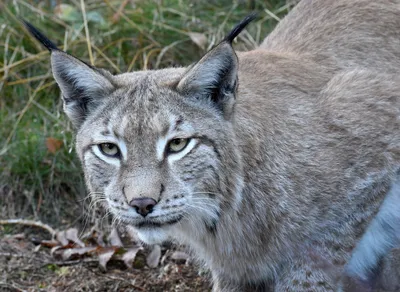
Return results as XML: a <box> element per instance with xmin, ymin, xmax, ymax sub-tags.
<box><xmin>0</xmin><ymin>226</ymin><xmax>210</xmax><ymax>292</ymax></box>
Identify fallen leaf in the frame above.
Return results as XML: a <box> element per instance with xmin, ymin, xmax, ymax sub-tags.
<box><xmin>65</xmin><ymin>228</ymin><xmax>85</xmax><ymax>247</ymax></box>
<box><xmin>108</xmin><ymin>227</ymin><xmax>123</xmax><ymax>247</ymax></box>
<box><xmin>122</xmin><ymin>246</ymin><xmax>142</xmax><ymax>269</ymax></box>
<box><xmin>50</xmin><ymin>246</ymin><xmax>64</xmax><ymax>260</ymax></box>
<box><xmin>93</xmin><ymin>230</ymin><xmax>105</xmax><ymax>246</ymax></box>
<box><xmin>55</xmin><ymin>231</ymin><xmax>68</xmax><ymax>246</ymax></box>
<box><xmin>188</xmin><ymin>32</ymin><xmax>207</xmax><ymax>50</ymax></box>
<box><xmin>46</xmin><ymin>137</ymin><xmax>63</xmax><ymax>154</ymax></box>
<box><xmin>59</xmin><ymin>246</ymin><xmax>97</xmax><ymax>261</ymax></box>
<box><xmin>40</xmin><ymin>240</ymin><xmax>60</xmax><ymax>248</ymax></box>
<box><xmin>98</xmin><ymin>247</ymin><xmax>117</xmax><ymax>271</ymax></box>
<box><xmin>146</xmin><ymin>244</ymin><xmax>161</xmax><ymax>268</ymax></box>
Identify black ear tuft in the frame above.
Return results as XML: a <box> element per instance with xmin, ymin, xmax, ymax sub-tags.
<box><xmin>224</xmin><ymin>12</ymin><xmax>258</xmax><ymax>44</ymax></box>
<box><xmin>21</xmin><ymin>19</ymin><xmax>59</xmax><ymax>52</ymax></box>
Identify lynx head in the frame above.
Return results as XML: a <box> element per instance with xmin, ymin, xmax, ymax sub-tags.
<box><xmin>24</xmin><ymin>15</ymin><xmax>255</xmax><ymax>244</ymax></box>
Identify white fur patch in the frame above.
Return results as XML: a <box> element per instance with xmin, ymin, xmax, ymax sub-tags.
<box><xmin>136</xmin><ymin>227</ymin><xmax>170</xmax><ymax>245</ymax></box>
<box><xmin>345</xmin><ymin>178</ymin><xmax>400</xmax><ymax>280</ymax></box>
<box><xmin>156</xmin><ymin>135</ymin><xmax>169</xmax><ymax>161</ymax></box>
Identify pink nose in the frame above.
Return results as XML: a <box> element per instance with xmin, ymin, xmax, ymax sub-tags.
<box><xmin>129</xmin><ymin>197</ymin><xmax>157</xmax><ymax>217</ymax></box>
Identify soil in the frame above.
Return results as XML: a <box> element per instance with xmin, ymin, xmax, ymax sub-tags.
<box><xmin>0</xmin><ymin>227</ymin><xmax>211</xmax><ymax>292</ymax></box>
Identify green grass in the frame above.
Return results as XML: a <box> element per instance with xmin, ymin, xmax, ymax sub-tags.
<box><xmin>0</xmin><ymin>0</ymin><xmax>293</xmax><ymax>226</ymax></box>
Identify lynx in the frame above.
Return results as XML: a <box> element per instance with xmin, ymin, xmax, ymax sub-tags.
<box><xmin>25</xmin><ymin>0</ymin><xmax>400</xmax><ymax>291</ymax></box>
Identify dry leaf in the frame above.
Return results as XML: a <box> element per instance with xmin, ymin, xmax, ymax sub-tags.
<box><xmin>91</xmin><ymin>230</ymin><xmax>105</xmax><ymax>246</ymax></box>
<box><xmin>108</xmin><ymin>227</ymin><xmax>123</xmax><ymax>247</ymax></box>
<box><xmin>188</xmin><ymin>32</ymin><xmax>207</xmax><ymax>50</ymax></box>
<box><xmin>40</xmin><ymin>239</ymin><xmax>60</xmax><ymax>248</ymax></box>
<box><xmin>65</xmin><ymin>228</ymin><xmax>85</xmax><ymax>247</ymax></box>
<box><xmin>56</xmin><ymin>231</ymin><xmax>69</xmax><ymax>246</ymax></box>
<box><xmin>98</xmin><ymin>247</ymin><xmax>117</xmax><ymax>271</ymax></box>
<box><xmin>122</xmin><ymin>246</ymin><xmax>142</xmax><ymax>269</ymax></box>
<box><xmin>51</xmin><ymin>246</ymin><xmax>64</xmax><ymax>260</ymax></box>
<box><xmin>60</xmin><ymin>246</ymin><xmax>97</xmax><ymax>261</ymax></box>
<box><xmin>46</xmin><ymin>137</ymin><xmax>63</xmax><ymax>154</ymax></box>
<box><xmin>146</xmin><ymin>244</ymin><xmax>161</xmax><ymax>268</ymax></box>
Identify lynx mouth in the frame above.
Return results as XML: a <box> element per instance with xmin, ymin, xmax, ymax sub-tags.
<box><xmin>130</xmin><ymin>215</ymin><xmax>184</xmax><ymax>229</ymax></box>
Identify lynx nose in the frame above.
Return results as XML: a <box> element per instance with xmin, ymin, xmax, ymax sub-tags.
<box><xmin>129</xmin><ymin>197</ymin><xmax>157</xmax><ymax>217</ymax></box>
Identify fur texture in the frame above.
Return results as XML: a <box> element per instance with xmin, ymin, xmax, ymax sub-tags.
<box><xmin>25</xmin><ymin>0</ymin><xmax>400</xmax><ymax>291</ymax></box>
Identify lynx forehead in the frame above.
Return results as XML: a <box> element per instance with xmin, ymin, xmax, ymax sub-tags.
<box><xmin>25</xmin><ymin>0</ymin><xmax>400</xmax><ymax>291</ymax></box>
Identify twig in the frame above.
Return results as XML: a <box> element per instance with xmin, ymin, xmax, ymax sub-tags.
<box><xmin>41</xmin><ymin>258</ymin><xmax>99</xmax><ymax>267</ymax></box>
<box><xmin>0</xmin><ymin>219</ymin><xmax>56</xmax><ymax>237</ymax></box>
<box><xmin>80</xmin><ymin>0</ymin><xmax>94</xmax><ymax>65</ymax></box>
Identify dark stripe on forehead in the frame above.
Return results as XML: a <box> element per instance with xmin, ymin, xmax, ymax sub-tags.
<box><xmin>174</xmin><ymin>116</ymin><xmax>183</xmax><ymax>130</ymax></box>
<box><xmin>161</xmin><ymin>116</ymin><xmax>184</xmax><ymax>137</ymax></box>
<box><xmin>102</xmin><ymin>116</ymin><xmax>110</xmax><ymax>126</ymax></box>
<box><xmin>100</xmin><ymin>130</ymin><xmax>111</xmax><ymax>136</ymax></box>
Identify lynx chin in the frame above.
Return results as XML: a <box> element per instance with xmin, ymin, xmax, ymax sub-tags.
<box><xmin>25</xmin><ymin>0</ymin><xmax>400</xmax><ymax>291</ymax></box>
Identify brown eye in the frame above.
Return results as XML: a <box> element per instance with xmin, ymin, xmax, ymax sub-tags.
<box><xmin>167</xmin><ymin>138</ymin><xmax>190</xmax><ymax>154</ymax></box>
<box><xmin>99</xmin><ymin>143</ymin><xmax>120</xmax><ymax>157</ymax></box>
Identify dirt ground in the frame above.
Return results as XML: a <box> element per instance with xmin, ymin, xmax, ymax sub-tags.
<box><xmin>0</xmin><ymin>226</ymin><xmax>211</xmax><ymax>292</ymax></box>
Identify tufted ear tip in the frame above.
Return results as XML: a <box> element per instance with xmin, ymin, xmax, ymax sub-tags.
<box><xmin>23</xmin><ymin>19</ymin><xmax>115</xmax><ymax>128</ymax></box>
<box><xmin>21</xmin><ymin>19</ymin><xmax>59</xmax><ymax>52</ymax></box>
<box><xmin>176</xmin><ymin>14</ymin><xmax>256</xmax><ymax>118</ymax></box>
<box><xmin>224</xmin><ymin>12</ymin><xmax>258</xmax><ymax>44</ymax></box>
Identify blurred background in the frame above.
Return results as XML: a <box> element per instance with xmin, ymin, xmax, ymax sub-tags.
<box><xmin>0</xmin><ymin>0</ymin><xmax>295</xmax><ymax>228</ymax></box>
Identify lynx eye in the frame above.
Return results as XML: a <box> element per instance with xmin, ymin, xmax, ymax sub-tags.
<box><xmin>167</xmin><ymin>138</ymin><xmax>190</xmax><ymax>154</ymax></box>
<box><xmin>98</xmin><ymin>143</ymin><xmax>120</xmax><ymax>158</ymax></box>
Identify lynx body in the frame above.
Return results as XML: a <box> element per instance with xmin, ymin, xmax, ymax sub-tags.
<box><xmin>25</xmin><ymin>0</ymin><xmax>400</xmax><ymax>291</ymax></box>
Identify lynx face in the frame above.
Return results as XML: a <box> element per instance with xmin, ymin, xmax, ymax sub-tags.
<box><xmin>22</xmin><ymin>17</ymin><xmax>252</xmax><ymax>244</ymax></box>
<box><xmin>75</xmin><ymin>69</ymin><xmax>243</xmax><ymax>244</ymax></box>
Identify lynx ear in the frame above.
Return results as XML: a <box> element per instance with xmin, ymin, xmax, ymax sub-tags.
<box><xmin>177</xmin><ymin>13</ymin><xmax>256</xmax><ymax>118</ymax></box>
<box><xmin>22</xmin><ymin>20</ymin><xmax>114</xmax><ymax>127</ymax></box>
<box><xmin>51</xmin><ymin>51</ymin><xmax>114</xmax><ymax>127</ymax></box>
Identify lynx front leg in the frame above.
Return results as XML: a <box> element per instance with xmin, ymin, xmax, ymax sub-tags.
<box><xmin>212</xmin><ymin>275</ymin><xmax>273</xmax><ymax>292</ymax></box>
<box><xmin>274</xmin><ymin>256</ymin><xmax>342</xmax><ymax>292</ymax></box>
<box><xmin>211</xmin><ymin>277</ymin><xmax>240</xmax><ymax>292</ymax></box>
